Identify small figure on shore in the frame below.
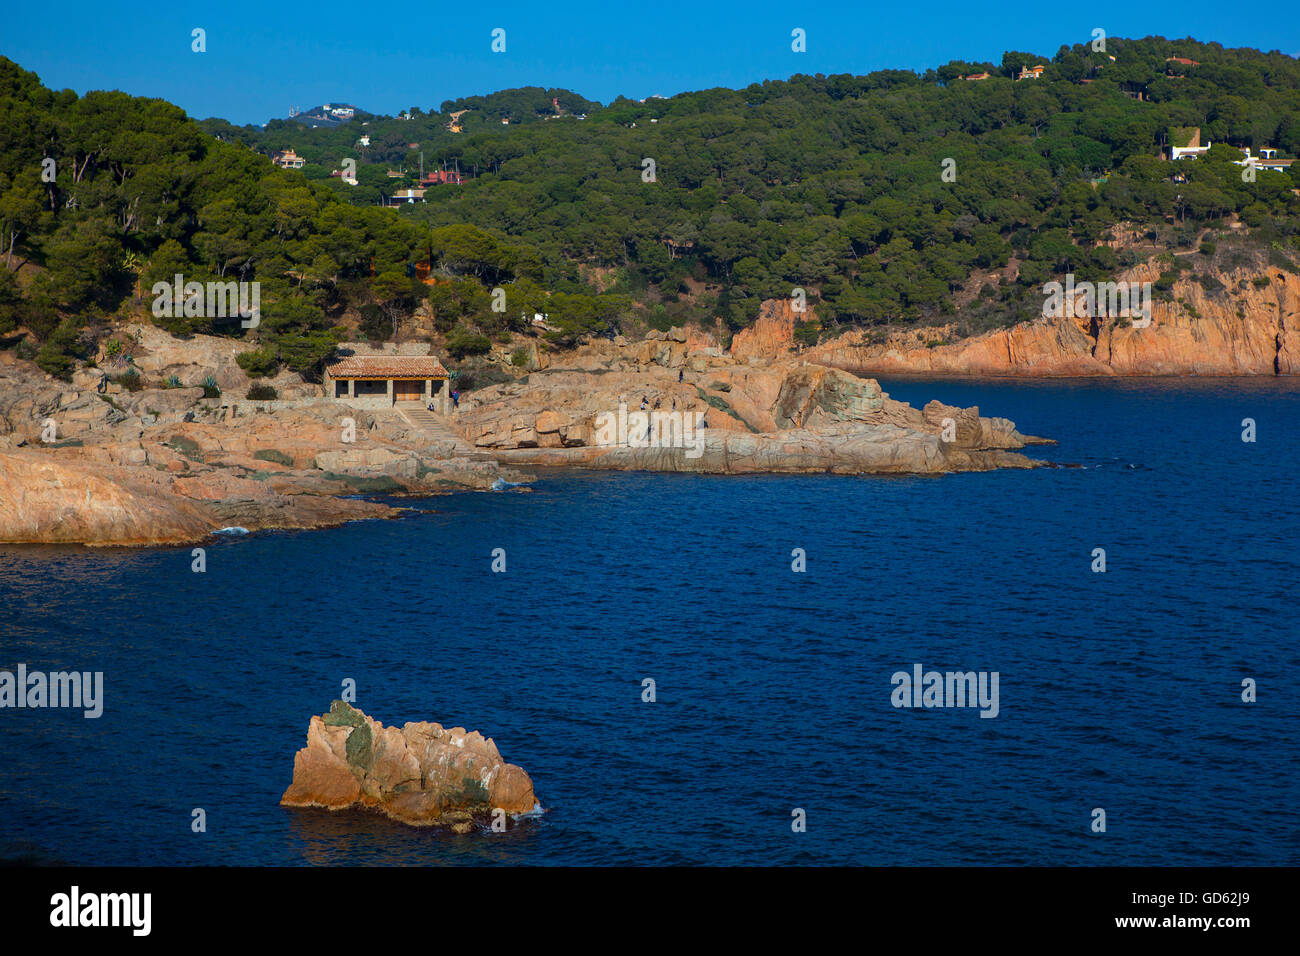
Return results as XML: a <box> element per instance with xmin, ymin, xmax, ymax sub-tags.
<box><xmin>640</xmin><ymin>395</ymin><xmax>648</xmax><ymax>411</ymax></box>
<box><xmin>678</xmin><ymin>369</ymin><xmax>684</xmax><ymax>383</ymax></box>
<box><xmin>451</xmin><ymin>389</ymin><xmax>460</xmax><ymax>409</ymax></box>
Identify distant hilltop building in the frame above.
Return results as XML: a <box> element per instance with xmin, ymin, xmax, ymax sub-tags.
<box><xmin>288</xmin><ymin>104</ymin><xmax>358</xmax><ymax>128</ymax></box>
<box><xmin>386</xmin><ymin>187</ymin><xmax>426</xmax><ymax>205</ymax></box>
<box><xmin>420</xmin><ymin>170</ymin><xmax>463</xmax><ymax>186</ymax></box>
<box><xmin>1166</xmin><ymin>129</ymin><xmax>1294</xmax><ymax>172</ymax></box>
<box><xmin>1016</xmin><ymin>64</ymin><xmax>1046</xmax><ymax>81</ymax></box>
<box><xmin>1169</xmin><ymin>128</ymin><xmax>1211</xmax><ymax>160</ymax></box>
<box><xmin>1234</xmin><ymin>146</ymin><xmax>1295</xmax><ymax>174</ymax></box>
<box><xmin>961</xmin><ymin>72</ymin><xmax>991</xmax><ymax>81</ymax></box>
<box><xmin>272</xmin><ymin>149</ymin><xmax>305</xmax><ymax>169</ymax></box>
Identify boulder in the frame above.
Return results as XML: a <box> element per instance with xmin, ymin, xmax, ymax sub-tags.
<box><xmin>280</xmin><ymin>701</ymin><xmax>539</xmax><ymax>828</ymax></box>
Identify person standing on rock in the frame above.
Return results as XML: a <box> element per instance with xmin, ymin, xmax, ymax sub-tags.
<box><xmin>451</xmin><ymin>389</ymin><xmax>460</xmax><ymax>410</ymax></box>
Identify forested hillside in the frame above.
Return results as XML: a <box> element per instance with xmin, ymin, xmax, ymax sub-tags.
<box><xmin>212</xmin><ymin>36</ymin><xmax>1300</xmax><ymax>335</ymax></box>
<box><xmin>0</xmin><ymin>59</ymin><xmax>622</xmax><ymax>378</ymax></box>
<box><xmin>3</xmin><ymin>36</ymin><xmax>1300</xmax><ymax>382</ymax></box>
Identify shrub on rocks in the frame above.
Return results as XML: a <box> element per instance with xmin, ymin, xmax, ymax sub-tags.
<box><xmin>246</xmin><ymin>383</ymin><xmax>278</xmax><ymax>401</ymax></box>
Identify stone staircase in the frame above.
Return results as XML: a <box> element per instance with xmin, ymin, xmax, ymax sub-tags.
<box><xmin>396</xmin><ymin>405</ymin><xmax>497</xmax><ymax>461</ymax></box>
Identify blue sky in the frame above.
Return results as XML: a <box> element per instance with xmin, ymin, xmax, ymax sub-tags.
<box><xmin>2</xmin><ymin>1</ymin><xmax>1296</xmax><ymax>125</ymax></box>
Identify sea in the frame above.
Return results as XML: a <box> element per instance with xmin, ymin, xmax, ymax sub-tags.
<box><xmin>1</xmin><ymin>377</ymin><xmax>1297</xmax><ymax>865</ymax></box>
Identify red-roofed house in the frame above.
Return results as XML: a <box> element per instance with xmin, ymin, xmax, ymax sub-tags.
<box><xmin>272</xmin><ymin>150</ymin><xmax>305</xmax><ymax>169</ymax></box>
<box><xmin>324</xmin><ymin>344</ymin><xmax>451</xmax><ymax>411</ymax></box>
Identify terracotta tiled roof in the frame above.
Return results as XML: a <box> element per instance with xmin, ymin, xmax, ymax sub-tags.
<box><xmin>326</xmin><ymin>354</ymin><xmax>448</xmax><ymax>378</ymax></box>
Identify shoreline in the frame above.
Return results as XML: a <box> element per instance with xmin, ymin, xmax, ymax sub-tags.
<box><xmin>19</xmin><ymin>331</ymin><xmax>1294</xmax><ymax>550</ymax></box>
<box><xmin>1</xmin><ymin>330</ymin><xmax>1068</xmax><ymax>548</ymax></box>
<box><xmin>853</xmin><ymin>369</ymin><xmax>1300</xmax><ymax>383</ymax></box>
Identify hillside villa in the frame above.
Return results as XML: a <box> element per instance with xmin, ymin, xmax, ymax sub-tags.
<box><xmin>1167</xmin><ymin>128</ymin><xmax>1294</xmax><ymax>172</ymax></box>
<box><xmin>386</xmin><ymin>188</ymin><xmax>426</xmax><ymax>205</ymax></box>
<box><xmin>1169</xmin><ymin>128</ymin><xmax>1212</xmax><ymax>160</ymax></box>
<box><xmin>272</xmin><ymin>149</ymin><xmax>306</xmax><ymax>169</ymax></box>
<box><xmin>1237</xmin><ymin>147</ymin><xmax>1295</xmax><ymax>174</ymax></box>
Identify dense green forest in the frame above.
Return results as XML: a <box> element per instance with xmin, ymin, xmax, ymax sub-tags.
<box><xmin>0</xmin><ymin>61</ymin><xmax>623</xmax><ymax>379</ymax></box>
<box><xmin>3</xmin><ymin>36</ymin><xmax>1300</xmax><ymax>381</ymax></box>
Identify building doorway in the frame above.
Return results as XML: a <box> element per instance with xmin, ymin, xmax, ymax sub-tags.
<box><xmin>394</xmin><ymin>380</ymin><xmax>423</xmax><ymax>403</ymax></box>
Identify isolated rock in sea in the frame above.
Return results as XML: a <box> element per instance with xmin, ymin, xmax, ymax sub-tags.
<box><xmin>280</xmin><ymin>701</ymin><xmax>538</xmax><ymax>829</ymax></box>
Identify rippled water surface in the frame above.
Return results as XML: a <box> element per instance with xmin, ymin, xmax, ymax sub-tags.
<box><xmin>1</xmin><ymin>378</ymin><xmax>1297</xmax><ymax>865</ymax></box>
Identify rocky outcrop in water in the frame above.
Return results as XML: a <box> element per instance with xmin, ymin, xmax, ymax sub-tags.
<box><xmin>456</xmin><ymin>360</ymin><xmax>1048</xmax><ymax>474</ymax></box>
<box><xmin>280</xmin><ymin>702</ymin><xmax>538</xmax><ymax>830</ymax></box>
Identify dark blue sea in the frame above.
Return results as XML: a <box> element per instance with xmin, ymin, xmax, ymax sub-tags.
<box><xmin>2</xmin><ymin>378</ymin><xmax>1297</xmax><ymax>866</ymax></box>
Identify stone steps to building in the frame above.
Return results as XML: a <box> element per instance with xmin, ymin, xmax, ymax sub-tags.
<box><xmin>395</xmin><ymin>406</ymin><xmax>498</xmax><ymax>461</ymax></box>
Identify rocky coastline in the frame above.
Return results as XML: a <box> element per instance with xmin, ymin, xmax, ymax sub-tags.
<box><xmin>0</xmin><ymin>321</ymin><xmax>1054</xmax><ymax>547</ymax></box>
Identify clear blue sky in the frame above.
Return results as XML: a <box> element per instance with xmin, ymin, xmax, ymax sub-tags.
<box><xmin>2</xmin><ymin>1</ymin><xmax>1296</xmax><ymax>125</ymax></box>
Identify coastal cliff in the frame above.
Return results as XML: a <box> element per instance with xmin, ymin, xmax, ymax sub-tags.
<box><xmin>784</xmin><ymin>264</ymin><xmax>1300</xmax><ymax>376</ymax></box>
<box><xmin>281</xmin><ymin>702</ymin><xmax>538</xmax><ymax>830</ymax></box>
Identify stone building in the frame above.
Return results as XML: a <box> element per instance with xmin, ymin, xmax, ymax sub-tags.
<box><xmin>323</xmin><ymin>343</ymin><xmax>451</xmax><ymax>412</ymax></box>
